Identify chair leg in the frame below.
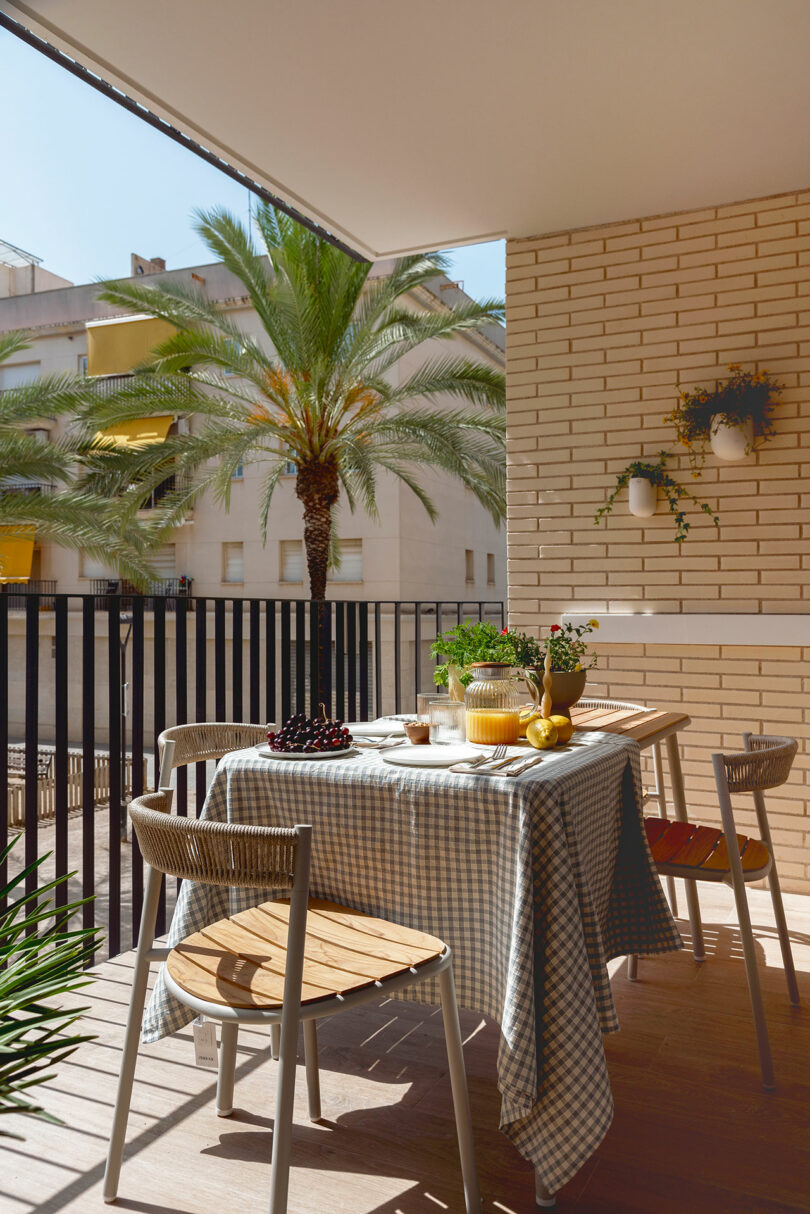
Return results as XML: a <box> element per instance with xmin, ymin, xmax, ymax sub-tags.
<box><xmin>103</xmin><ymin>866</ymin><xmax>162</xmax><ymax>1203</ymax></box>
<box><xmin>439</xmin><ymin>965</ymin><xmax>481</xmax><ymax>1214</ymax></box>
<box><xmin>303</xmin><ymin>1019</ymin><xmax>321</xmax><ymax>1121</ymax></box>
<box><xmin>270</xmin><ymin>1021</ymin><xmax>281</xmax><ymax>1060</ymax></box>
<box><xmin>627</xmin><ymin>954</ymin><xmax>638</xmax><ymax>981</ymax></box>
<box><xmin>731</xmin><ymin>877</ymin><xmax>775</xmax><ymax>1090</ymax></box>
<box><xmin>665</xmin><ymin>734</ymin><xmax>705</xmax><ymax>961</ymax></box>
<box><xmin>217</xmin><ymin>1021</ymin><xmax>239</xmax><ymax>1117</ymax></box>
<box><xmin>768</xmin><ymin>863</ymin><xmax>800</xmax><ymax>1006</ymax></box>
<box><xmin>268</xmin><ymin>1010</ymin><xmax>301</xmax><ymax>1213</ymax></box>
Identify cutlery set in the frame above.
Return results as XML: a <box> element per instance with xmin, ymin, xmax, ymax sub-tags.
<box><xmin>448</xmin><ymin>746</ymin><xmax>545</xmax><ymax>778</ymax></box>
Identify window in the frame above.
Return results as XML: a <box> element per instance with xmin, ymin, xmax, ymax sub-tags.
<box><xmin>79</xmin><ymin>553</ymin><xmax>110</xmax><ymax>580</ymax></box>
<box><xmin>152</xmin><ymin>545</ymin><xmax>177</xmax><ymax>579</ymax></box>
<box><xmin>78</xmin><ymin>354</ymin><xmax>88</xmax><ymax>376</ymax></box>
<box><xmin>222</xmin><ymin>542</ymin><xmax>244</xmax><ymax>583</ymax></box>
<box><xmin>0</xmin><ymin>362</ymin><xmax>40</xmax><ymax>390</ymax></box>
<box><xmin>280</xmin><ymin>539</ymin><xmax>303</xmax><ymax>583</ymax></box>
<box><xmin>465</xmin><ymin>549</ymin><xmax>475</xmax><ymax>584</ymax></box>
<box><xmin>232</xmin><ymin>460</ymin><xmax>244</xmax><ymax>480</ymax></box>
<box><xmin>487</xmin><ymin>553</ymin><xmax>496</xmax><ymax>585</ymax></box>
<box><xmin>329</xmin><ymin>539</ymin><xmax>363</xmax><ymax>583</ymax></box>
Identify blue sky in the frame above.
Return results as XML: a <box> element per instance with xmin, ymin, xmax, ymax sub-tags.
<box><xmin>0</xmin><ymin>29</ymin><xmax>504</xmax><ymax>301</ymax></box>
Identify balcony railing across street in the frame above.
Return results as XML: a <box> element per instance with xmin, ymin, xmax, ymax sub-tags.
<box><xmin>0</xmin><ymin>593</ymin><xmax>504</xmax><ymax>962</ymax></box>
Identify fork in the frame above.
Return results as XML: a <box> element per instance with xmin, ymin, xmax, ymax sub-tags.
<box><xmin>452</xmin><ymin>744</ymin><xmax>508</xmax><ymax>773</ymax></box>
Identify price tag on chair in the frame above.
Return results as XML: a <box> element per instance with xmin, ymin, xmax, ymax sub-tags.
<box><xmin>192</xmin><ymin>1016</ymin><xmax>218</xmax><ymax>1069</ymax></box>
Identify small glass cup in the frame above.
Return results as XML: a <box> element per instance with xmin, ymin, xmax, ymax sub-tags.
<box><xmin>416</xmin><ymin>689</ymin><xmax>448</xmax><ymax>722</ymax></box>
<box><xmin>428</xmin><ymin>699</ymin><xmax>466</xmax><ymax>744</ymax></box>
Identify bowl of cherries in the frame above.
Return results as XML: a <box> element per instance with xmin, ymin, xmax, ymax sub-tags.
<box><xmin>261</xmin><ymin>706</ymin><xmax>355</xmax><ymax>759</ymax></box>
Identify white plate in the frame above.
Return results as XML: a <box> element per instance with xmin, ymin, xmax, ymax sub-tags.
<box><xmin>381</xmin><ymin>744</ymin><xmax>478</xmax><ymax>768</ymax></box>
<box><xmin>254</xmin><ymin>744</ymin><xmax>359</xmax><ymax>761</ymax></box>
<box><xmin>345</xmin><ymin>719</ymin><xmax>406</xmax><ymax>738</ymax></box>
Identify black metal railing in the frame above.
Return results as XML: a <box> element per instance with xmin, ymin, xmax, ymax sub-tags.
<box><xmin>0</xmin><ymin>580</ymin><xmax>57</xmax><ymax>609</ymax></box>
<box><xmin>0</xmin><ymin>594</ymin><xmax>504</xmax><ymax>962</ymax></box>
<box><xmin>91</xmin><ymin>577</ymin><xmax>193</xmax><ymax>609</ymax></box>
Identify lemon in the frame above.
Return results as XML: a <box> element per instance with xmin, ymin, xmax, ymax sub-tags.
<box><xmin>549</xmin><ymin>715</ymin><xmax>574</xmax><ymax>744</ymax></box>
<box><xmin>518</xmin><ymin>706</ymin><xmax>542</xmax><ymax>738</ymax></box>
<box><xmin>526</xmin><ymin>718</ymin><xmax>558</xmax><ymax>750</ymax></box>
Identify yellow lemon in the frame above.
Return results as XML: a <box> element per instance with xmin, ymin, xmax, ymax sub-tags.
<box><xmin>526</xmin><ymin>718</ymin><xmax>558</xmax><ymax>750</ymax></box>
<box><xmin>518</xmin><ymin>706</ymin><xmax>542</xmax><ymax>737</ymax></box>
<box><xmin>549</xmin><ymin>715</ymin><xmax>574</xmax><ymax>744</ymax></box>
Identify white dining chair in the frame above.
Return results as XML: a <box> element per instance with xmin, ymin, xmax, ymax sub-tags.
<box><xmin>103</xmin><ymin>789</ymin><xmax>481</xmax><ymax>1214</ymax></box>
<box><xmin>636</xmin><ymin>733</ymin><xmax>799</xmax><ymax>1089</ymax></box>
<box><xmin>157</xmin><ymin>720</ymin><xmax>272</xmax><ymax>790</ymax></box>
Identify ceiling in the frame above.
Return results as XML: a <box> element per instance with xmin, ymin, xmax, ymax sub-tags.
<box><xmin>4</xmin><ymin>0</ymin><xmax>810</xmax><ymax>260</ymax></box>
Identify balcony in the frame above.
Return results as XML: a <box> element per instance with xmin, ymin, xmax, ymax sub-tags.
<box><xmin>0</xmin><ymin>578</ymin><xmax>56</xmax><ymax>608</ymax></box>
<box><xmin>90</xmin><ymin>576</ymin><xmax>194</xmax><ymax>609</ymax></box>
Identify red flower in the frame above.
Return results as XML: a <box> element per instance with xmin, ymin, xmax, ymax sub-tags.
<box><xmin>500</xmin><ymin>627</ymin><xmax>508</xmax><ymax>635</ymax></box>
<box><xmin>549</xmin><ymin>624</ymin><xmax>561</xmax><ymax>633</ymax></box>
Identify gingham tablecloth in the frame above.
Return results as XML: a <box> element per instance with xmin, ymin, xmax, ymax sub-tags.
<box><xmin>142</xmin><ymin>730</ymin><xmax>681</xmax><ymax>1193</ymax></box>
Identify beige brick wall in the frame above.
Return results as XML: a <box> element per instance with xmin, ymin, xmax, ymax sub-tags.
<box><xmin>506</xmin><ymin>188</ymin><xmax>810</xmax><ymax>892</ymax></box>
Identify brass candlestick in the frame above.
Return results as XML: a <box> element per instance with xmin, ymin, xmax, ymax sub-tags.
<box><xmin>541</xmin><ymin>648</ymin><xmax>552</xmax><ymax>719</ymax></box>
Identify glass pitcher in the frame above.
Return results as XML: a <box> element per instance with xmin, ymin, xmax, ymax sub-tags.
<box><xmin>464</xmin><ymin>663</ymin><xmax>529</xmax><ymax>745</ymax></box>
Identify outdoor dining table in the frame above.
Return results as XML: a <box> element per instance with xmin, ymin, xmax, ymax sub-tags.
<box><xmin>142</xmin><ymin>711</ymin><xmax>685</xmax><ymax>1202</ymax></box>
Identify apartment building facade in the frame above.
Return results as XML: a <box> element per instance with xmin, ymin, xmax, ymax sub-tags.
<box><xmin>0</xmin><ymin>247</ymin><xmax>506</xmax><ymax>604</ymax></box>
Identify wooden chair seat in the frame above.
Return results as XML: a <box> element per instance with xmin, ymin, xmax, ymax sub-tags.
<box><xmin>644</xmin><ymin>816</ymin><xmax>771</xmax><ymax>880</ymax></box>
<box><xmin>167</xmin><ymin>898</ymin><xmax>445</xmax><ymax>1010</ymax></box>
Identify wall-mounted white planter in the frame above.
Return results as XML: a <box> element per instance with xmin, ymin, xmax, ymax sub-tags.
<box><xmin>628</xmin><ymin>476</ymin><xmax>657</xmax><ymax>518</ymax></box>
<box><xmin>710</xmin><ymin>415</ymin><xmax>753</xmax><ymax>461</ymax></box>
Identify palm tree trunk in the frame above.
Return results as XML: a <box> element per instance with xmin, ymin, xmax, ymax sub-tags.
<box><xmin>296</xmin><ymin>459</ymin><xmax>339</xmax><ymax>601</ymax></box>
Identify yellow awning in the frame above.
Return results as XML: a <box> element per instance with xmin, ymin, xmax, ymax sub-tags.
<box><xmin>86</xmin><ymin>315</ymin><xmax>176</xmax><ymax>376</ymax></box>
<box><xmin>0</xmin><ymin>527</ymin><xmax>35</xmax><ymax>583</ymax></box>
<box><xmin>94</xmin><ymin>415</ymin><xmax>173</xmax><ymax>449</ymax></box>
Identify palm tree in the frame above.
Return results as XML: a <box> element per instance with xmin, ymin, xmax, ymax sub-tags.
<box><xmin>0</xmin><ymin>331</ymin><xmax>161</xmax><ymax>586</ymax></box>
<box><xmin>87</xmin><ymin>205</ymin><xmax>506</xmax><ymax>599</ymax></box>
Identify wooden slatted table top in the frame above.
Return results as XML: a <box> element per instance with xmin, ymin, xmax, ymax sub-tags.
<box><xmin>570</xmin><ymin>705</ymin><xmax>691</xmax><ymax>748</ymax></box>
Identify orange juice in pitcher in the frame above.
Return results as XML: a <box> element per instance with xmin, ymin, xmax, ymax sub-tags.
<box><xmin>464</xmin><ymin>664</ymin><xmax>533</xmax><ymax>746</ymax></box>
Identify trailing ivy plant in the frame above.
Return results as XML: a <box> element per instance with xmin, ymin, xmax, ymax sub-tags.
<box><xmin>594</xmin><ymin>451</ymin><xmax>719</xmax><ymax>544</ymax></box>
<box><xmin>663</xmin><ymin>363</ymin><xmax>783</xmax><ymax>473</ymax></box>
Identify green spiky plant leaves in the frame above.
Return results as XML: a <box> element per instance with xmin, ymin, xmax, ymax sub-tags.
<box><xmin>85</xmin><ymin>204</ymin><xmax>506</xmax><ymax>599</ymax></box>
<box><xmin>0</xmin><ymin>837</ymin><xmax>100</xmax><ymax>1138</ymax></box>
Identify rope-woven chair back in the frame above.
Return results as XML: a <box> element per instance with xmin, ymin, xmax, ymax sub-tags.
<box><xmin>129</xmin><ymin>791</ymin><xmax>299</xmax><ymax>889</ymax></box>
<box><xmin>158</xmin><ymin>722</ymin><xmax>269</xmax><ymax>773</ymax></box>
<box><xmin>577</xmin><ymin>698</ymin><xmax>649</xmax><ymax>713</ymax></box>
<box><xmin>717</xmin><ymin>735</ymin><xmax>798</xmax><ymax>794</ymax></box>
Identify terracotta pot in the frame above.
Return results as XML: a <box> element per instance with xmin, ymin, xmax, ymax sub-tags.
<box><xmin>526</xmin><ymin>667</ymin><xmax>588</xmax><ymax>719</ymax></box>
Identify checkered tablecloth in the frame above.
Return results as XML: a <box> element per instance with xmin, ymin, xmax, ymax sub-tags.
<box><xmin>142</xmin><ymin>731</ymin><xmax>681</xmax><ymax>1193</ymax></box>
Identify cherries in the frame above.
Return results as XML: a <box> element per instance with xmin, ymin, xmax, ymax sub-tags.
<box><xmin>267</xmin><ymin>712</ymin><xmax>353</xmax><ymax>754</ymax></box>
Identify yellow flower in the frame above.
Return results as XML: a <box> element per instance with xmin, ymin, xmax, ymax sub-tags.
<box><xmin>574</xmin><ymin>663</ymin><xmax>582</xmax><ymax>672</ymax></box>
<box><xmin>587</xmin><ymin>619</ymin><xmax>599</xmax><ymax>629</ymax></box>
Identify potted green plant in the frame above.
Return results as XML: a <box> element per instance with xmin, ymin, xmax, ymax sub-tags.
<box><xmin>594</xmin><ymin>451</ymin><xmax>719</xmax><ymax>544</ymax></box>
<box><xmin>431</xmin><ymin>620</ymin><xmax>527</xmax><ymax>700</ymax></box>
<box><xmin>664</xmin><ymin>363</ymin><xmax>783</xmax><ymax>469</ymax></box>
<box><xmin>524</xmin><ymin>620</ymin><xmax>599</xmax><ymax>717</ymax></box>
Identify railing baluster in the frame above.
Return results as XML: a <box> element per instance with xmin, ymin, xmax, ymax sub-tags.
<box><xmin>265</xmin><ymin>600</ymin><xmax>276</xmax><ymax>725</ymax></box>
<box><xmin>153</xmin><ymin>596</ymin><xmax>167</xmax><ymax>937</ymax></box>
<box><xmin>359</xmin><ymin>603</ymin><xmax>369</xmax><ymax>720</ymax></box>
<box><xmin>24</xmin><ymin>597</ymin><xmax>39</xmax><ymax>929</ymax></box>
<box><xmin>413</xmin><ymin>602</ymin><xmax>421</xmax><ymax>715</ymax></box>
<box><xmin>394</xmin><ymin>602</ymin><xmax>402</xmax><ymax>714</ymax></box>
<box><xmin>347</xmin><ymin>601</ymin><xmax>357</xmax><ymax>721</ymax></box>
<box><xmin>232</xmin><ymin>598</ymin><xmax>243</xmax><ymax>721</ymax></box>
<box><xmin>195</xmin><ymin>597</ymin><xmax>207</xmax><ymax>816</ymax></box>
<box><xmin>81</xmin><ymin>597</ymin><xmax>95</xmax><ymax>953</ymax></box>
<box><xmin>175</xmin><ymin>596</ymin><xmax>188</xmax><ymax>817</ymax></box>
<box><xmin>295</xmin><ymin>601</ymin><xmax>306</xmax><ymax>713</ymax></box>
<box><xmin>131</xmin><ymin>597</ymin><xmax>145</xmax><ymax>946</ymax></box>
<box><xmin>107</xmin><ymin>597</ymin><xmax>121</xmax><ymax>959</ymax></box>
<box><xmin>280</xmin><ymin>601</ymin><xmax>291</xmax><ymax>722</ymax></box>
<box><xmin>214</xmin><ymin>599</ymin><xmax>226</xmax><ymax>721</ymax></box>
<box><xmin>249</xmin><ymin>600</ymin><xmax>261</xmax><ymax>722</ymax></box>
<box><xmin>374</xmin><ymin>602</ymin><xmax>382</xmax><ymax>719</ymax></box>
<box><xmin>335</xmin><ymin>602</ymin><xmax>345</xmax><ymax>722</ymax></box>
<box><xmin>309</xmin><ymin>600</ymin><xmax>321</xmax><ymax>717</ymax></box>
<box><xmin>54</xmin><ymin>597</ymin><xmax>68</xmax><ymax>912</ymax></box>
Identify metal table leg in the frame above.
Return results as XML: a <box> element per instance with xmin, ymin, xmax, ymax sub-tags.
<box><xmin>536</xmin><ymin>1173</ymin><xmax>556</xmax><ymax>1207</ymax></box>
<box><xmin>665</xmin><ymin>732</ymin><xmax>705</xmax><ymax>961</ymax></box>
